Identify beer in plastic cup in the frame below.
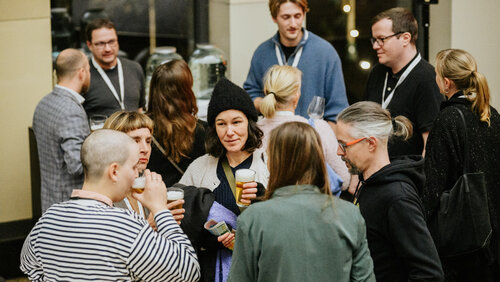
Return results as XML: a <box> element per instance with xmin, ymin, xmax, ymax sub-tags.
<box><xmin>167</xmin><ymin>188</ymin><xmax>184</xmax><ymax>209</ymax></box>
<box><xmin>235</xmin><ymin>169</ymin><xmax>255</xmax><ymax>207</ymax></box>
<box><xmin>132</xmin><ymin>176</ymin><xmax>146</xmax><ymax>193</ymax></box>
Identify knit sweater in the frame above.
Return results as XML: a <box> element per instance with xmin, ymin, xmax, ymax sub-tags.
<box><xmin>258</xmin><ymin>114</ymin><xmax>349</xmax><ymax>189</ymax></box>
<box><xmin>243</xmin><ymin>30</ymin><xmax>348</xmax><ymax>121</ymax></box>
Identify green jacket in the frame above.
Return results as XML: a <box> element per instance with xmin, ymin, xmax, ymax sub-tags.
<box><xmin>228</xmin><ymin>184</ymin><xmax>375</xmax><ymax>282</ymax></box>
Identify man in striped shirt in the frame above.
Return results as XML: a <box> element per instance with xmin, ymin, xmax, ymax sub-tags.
<box><xmin>20</xmin><ymin>130</ymin><xmax>200</xmax><ymax>281</ymax></box>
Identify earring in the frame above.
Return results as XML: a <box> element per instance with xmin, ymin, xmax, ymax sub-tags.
<box><xmin>444</xmin><ymin>88</ymin><xmax>449</xmax><ymax>94</ymax></box>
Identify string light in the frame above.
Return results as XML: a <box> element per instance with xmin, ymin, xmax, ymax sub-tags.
<box><xmin>343</xmin><ymin>4</ymin><xmax>351</xmax><ymax>13</ymax></box>
<box><xmin>350</xmin><ymin>29</ymin><xmax>359</xmax><ymax>38</ymax></box>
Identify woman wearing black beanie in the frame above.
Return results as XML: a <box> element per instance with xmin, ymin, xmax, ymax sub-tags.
<box><xmin>179</xmin><ymin>78</ymin><xmax>268</xmax><ymax>282</ymax></box>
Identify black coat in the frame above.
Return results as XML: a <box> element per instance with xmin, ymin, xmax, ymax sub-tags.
<box><xmin>423</xmin><ymin>92</ymin><xmax>500</xmax><ymax>281</ymax></box>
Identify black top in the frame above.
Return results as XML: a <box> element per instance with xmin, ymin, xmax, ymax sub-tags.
<box><xmin>214</xmin><ymin>154</ymin><xmax>253</xmax><ymax>216</ymax></box>
<box><xmin>364</xmin><ymin>56</ymin><xmax>443</xmax><ymax>157</ymax></box>
<box><xmin>358</xmin><ymin>155</ymin><xmax>444</xmax><ymax>281</ymax></box>
<box><xmin>423</xmin><ymin>92</ymin><xmax>500</xmax><ymax>279</ymax></box>
<box><xmin>83</xmin><ymin>57</ymin><xmax>145</xmax><ymax>118</ymax></box>
<box><xmin>148</xmin><ymin>120</ymin><xmax>207</xmax><ymax>187</ymax></box>
<box><xmin>280</xmin><ymin>41</ymin><xmax>297</xmax><ymax>62</ymax></box>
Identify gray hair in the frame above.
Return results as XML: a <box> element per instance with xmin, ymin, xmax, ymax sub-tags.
<box><xmin>337</xmin><ymin>101</ymin><xmax>412</xmax><ymax>142</ymax></box>
<box><xmin>81</xmin><ymin>129</ymin><xmax>136</xmax><ymax>180</ymax></box>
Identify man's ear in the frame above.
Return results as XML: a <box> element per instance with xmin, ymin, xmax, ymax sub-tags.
<box><xmin>272</xmin><ymin>16</ymin><xmax>278</xmax><ymax>24</ymax></box>
<box><xmin>400</xmin><ymin>32</ymin><xmax>412</xmax><ymax>46</ymax></box>
<box><xmin>367</xmin><ymin>136</ymin><xmax>378</xmax><ymax>152</ymax></box>
<box><xmin>86</xmin><ymin>40</ymin><xmax>92</xmax><ymax>50</ymax></box>
<box><xmin>108</xmin><ymin>163</ymin><xmax>119</xmax><ymax>183</ymax></box>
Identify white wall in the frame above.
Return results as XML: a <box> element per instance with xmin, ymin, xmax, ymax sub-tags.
<box><xmin>210</xmin><ymin>0</ymin><xmax>276</xmax><ymax>86</ymax></box>
<box><xmin>430</xmin><ymin>0</ymin><xmax>500</xmax><ymax>109</ymax></box>
<box><xmin>0</xmin><ymin>0</ymin><xmax>52</xmax><ymax>222</ymax></box>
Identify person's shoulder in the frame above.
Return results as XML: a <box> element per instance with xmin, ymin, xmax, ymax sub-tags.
<box><xmin>120</xmin><ymin>57</ymin><xmax>143</xmax><ymax>72</ymax></box>
<box><xmin>190</xmin><ymin>153</ymin><xmax>217</xmax><ymax>168</ymax></box>
<box><xmin>412</xmin><ymin>58</ymin><xmax>437</xmax><ymax>79</ymax></box>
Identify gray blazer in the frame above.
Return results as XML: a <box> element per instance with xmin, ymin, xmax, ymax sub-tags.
<box><xmin>33</xmin><ymin>86</ymin><xmax>90</xmax><ymax>212</ymax></box>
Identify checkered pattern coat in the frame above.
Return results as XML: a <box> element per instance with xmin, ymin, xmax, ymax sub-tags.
<box><xmin>33</xmin><ymin>87</ymin><xmax>90</xmax><ymax>212</ymax></box>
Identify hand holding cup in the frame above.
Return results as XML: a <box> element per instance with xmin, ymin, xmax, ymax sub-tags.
<box><xmin>166</xmin><ymin>187</ymin><xmax>185</xmax><ymax>225</ymax></box>
<box><xmin>132</xmin><ymin>170</ymin><xmax>168</xmax><ymax>215</ymax></box>
<box><xmin>235</xmin><ymin>169</ymin><xmax>256</xmax><ymax>207</ymax></box>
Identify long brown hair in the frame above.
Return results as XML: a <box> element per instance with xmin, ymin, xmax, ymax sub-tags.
<box><xmin>265</xmin><ymin>122</ymin><xmax>329</xmax><ymax>199</ymax></box>
<box><xmin>435</xmin><ymin>49</ymin><xmax>491</xmax><ymax>125</ymax></box>
<box><xmin>148</xmin><ymin>60</ymin><xmax>198</xmax><ymax>162</ymax></box>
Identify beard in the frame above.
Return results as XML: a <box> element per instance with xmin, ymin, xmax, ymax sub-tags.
<box><xmin>341</xmin><ymin>156</ymin><xmax>362</xmax><ymax>175</ymax></box>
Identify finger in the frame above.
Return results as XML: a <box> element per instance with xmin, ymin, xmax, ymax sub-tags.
<box><xmin>218</xmin><ymin>233</ymin><xmax>230</xmax><ymax>242</ymax></box>
<box><xmin>242</xmin><ymin>182</ymin><xmax>258</xmax><ymax>188</ymax></box>
<box><xmin>240</xmin><ymin>199</ymin><xmax>252</xmax><ymax>205</ymax></box>
<box><xmin>167</xmin><ymin>200</ymin><xmax>184</xmax><ymax>210</ymax></box>
<box><xmin>170</xmin><ymin>208</ymin><xmax>185</xmax><ymax>216</ymax></box>
<box><xmin>173</xmin><ymin>214</ymin><xmax>184</xmax><ymax>221</ymax></box>
<box><xmin>242</xmin><ymin>188</ymin><xmax>257</xmax><ymax>194</ymax></box>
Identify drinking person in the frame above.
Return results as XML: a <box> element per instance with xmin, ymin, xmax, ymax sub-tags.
<box><xmin>103</xmin><ymin>111</ymin><xmax>184</xmax><ymax>225</ymax></box>
<box><xmin>20</xmin><ymin>130</ymin><xmax>200</xmax><ymax>281</ymax></box>
<box><xmin>228</xmin><ymin>121</ymin><xmax>375</xmax><ymax>281</ymax></box>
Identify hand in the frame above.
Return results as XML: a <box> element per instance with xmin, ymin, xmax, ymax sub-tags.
<box><xmin>147</xmin><ymin>212</ymin><xmax>158</xmax><ymax>231</ymax></box>
<box><xmin>217</xmin><ymin>231</ymin><xmax>235</xmax><ymax>250</ymax></box>
<box><xmin>240</xmin><ymin>181</ymin><xmax>258</xmax><ymax>205</ymax></box>
<box><xmin>132</xmin><ymin>170</ymin><xmax>168</xmax><ymax>215</ymax></box>
<box><xmin>167</xmin><ymin>199</ymin><xmax>185</xmax><ymax>225</ymax></box>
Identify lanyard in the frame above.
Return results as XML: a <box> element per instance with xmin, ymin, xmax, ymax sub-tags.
<box><xmin>381</xmin><ymin>53</ymin><xmax>421</xmax><ymax>109</ymax></box>
<box><xmin>124</xmin><ymin>197</ymin><xmax>145</xmax><ymax>218</ymax></box>
<box><xmin>91</xmin><ymin>56</ymin><xmax>125</xmax><ymax>110</ymax></box>
<box><xmin>275</xmin><ymin>30</ymin><xmax>308</xmax><ymax>67</ymax></box>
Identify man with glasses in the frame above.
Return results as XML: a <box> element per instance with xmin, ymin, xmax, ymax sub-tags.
<box><xmin>84</xmin><ymin>18</ymin><xmax>145</xmax><ymax>118</ymax></box>
<box><xmin>336</xmin><ymin>101</ymin><xmax>444</xmax><ymax>281</ymax></box>
<box><xmin>364</xmin><ymin>7</ymin><xmax>442</xmax><ymax>157</ymax></box>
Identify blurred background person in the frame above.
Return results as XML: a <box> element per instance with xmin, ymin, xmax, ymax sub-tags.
<box><xmin>84</xmin><ymin>18</ymin><xmax>146</xmax><ymax>118</ymax></box>
<box><xmin>180</xmin><ymin>78</ymin><xmax>267</xmax><ymax>282</ymax></box>
<box><xmin>103</xmin><ymin>111</ymin><xmax>184</xmax><ymax>225</ymax></box>
<box><xmin>147</xmin><ymin>60</ymin><xmax>207</xmax><ymax>186</ymax></box>
<box><xmin>336</xmin><ymin>101</ymin><xmax>443</xmax><ymax>281</ymax></box>
<box><xmin>423</xmin><ymin>49</ymin><xmax>500</xmax><ymax>281</ymax></box>
<box><xmin>364</xmin><ymin>8</ymin><xmax>442</xmax><ymax>157</ymax></box>
<box><xmin>257</xmin><ymin>65</ymin><xmax>349</xmax><ymax>192</ymax></box>
<box><xmin>33</xmin><ymin>48</ymin><xmax>91</xmax><ymax>212</ymax></box>
<box><xmin>228</xmin><ymin>121</ymin><xmax>375</xmax><ymax>282</ymax></box>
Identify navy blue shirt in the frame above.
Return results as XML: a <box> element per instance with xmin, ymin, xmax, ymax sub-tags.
<box><xmin>214</xmin><ymin>154</ymin><xmax>253</xmax><ymax>215</ymax></box>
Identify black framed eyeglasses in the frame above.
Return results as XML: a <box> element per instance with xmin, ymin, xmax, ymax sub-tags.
<box><xmin>370</xmin><ymin>32</ymin><xmax>404</xmax><ymax>46</ymax></box>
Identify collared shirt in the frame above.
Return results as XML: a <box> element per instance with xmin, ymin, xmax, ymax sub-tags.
<box><xmin>55</xmin><ymin>84</ymin><xmax>85</xmax><ymax>104</ymax></box>
<box><xmin>384</xmin><ymin>52</ymin><xmax>419</xmax><ymax>100</ymax></box>
<box><xmin>70</xmin><ymin>189</ymin><xmax>113</xmax><ymax>206</ymax></box>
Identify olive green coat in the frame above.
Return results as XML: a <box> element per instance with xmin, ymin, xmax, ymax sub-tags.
<box><xmin>228</xmin><ymin>184</ymin><xmax>375</xmax><ymax>282</ymax></box>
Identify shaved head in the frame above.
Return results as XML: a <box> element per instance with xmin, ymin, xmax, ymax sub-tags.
<box><xmin>81</xmin><ymin>129</ymin><xmax>137</xmax><ymax>181</ymax></box>
<box><xmin>55</xmin><ymin>48</ymin><xmax>87</xmax><ymax>81</ymax></box>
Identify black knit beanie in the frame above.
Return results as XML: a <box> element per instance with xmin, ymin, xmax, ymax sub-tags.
<box><xmin>207</xmin><ymin>78</ymin><xmax>258</xmax><ymax>126</ymax></box>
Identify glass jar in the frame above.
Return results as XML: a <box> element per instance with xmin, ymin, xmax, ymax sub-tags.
<box><xmin>144</xmin><ymin>47</ymin><xmax>183</xmax><ymax>110</ymax></box>
<box><xmin>189</xmin><ymin>44</ymin><xmax>227</xmax><ymax>120</ymax></box>
<box><xmin>189</xmin><ymin>44</ymin><xmax>227</xmax><ymax>100</ymax></box>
